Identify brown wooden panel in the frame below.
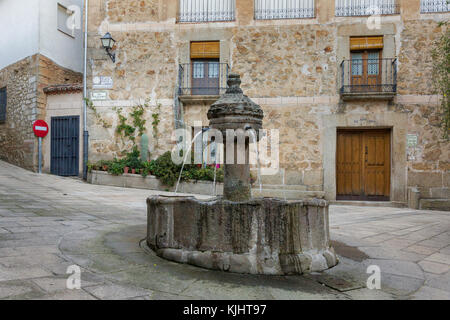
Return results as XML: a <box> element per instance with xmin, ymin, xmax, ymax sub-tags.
<box><xmin>191</xmin><ymin>41</ymin><xmax>220</xmax><ymax>59</ymax></box>
<box><xmin>363</xmin><ymin>130</ymin><xmax>391</xmax><ymax>198</ymax></box>
<box><xmin>337</xmin><ymin>131</ymin><xmax>362</xmax><ymax>197</ymax></box>
<box><xmin>350</xmin><ymin>36</ymin><xmax>384</xmax><ymax>51</ymax></box>
<box><xmin>337</xmin><ymin>129</ymin><xmax>390</xmax><ymax>201</ymax></box>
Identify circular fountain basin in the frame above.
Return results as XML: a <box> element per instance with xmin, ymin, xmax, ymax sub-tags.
<box><xmin>146</xmin><ymin>196</ymin><xmax>338</xmax><ymax>275</ymax></box>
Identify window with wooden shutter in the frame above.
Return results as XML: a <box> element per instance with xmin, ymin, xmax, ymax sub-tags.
<box><xmin>350</xmin><ymin>36</ymin><xmax>383</xmax><ymax>51</ymax></box>
<box><xmin>0</xmin><ymin>87</ymin><xmax>6</xmax><ymax>123</ymax></box>
<box><xmin>190</xmin><ymin>41</ymin><xmax>220</xmax><ymax>59</ymax></box>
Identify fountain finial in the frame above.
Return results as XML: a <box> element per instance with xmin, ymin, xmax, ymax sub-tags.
<box><xmin>226</xmin><ymin>73</ymin><xmax>243</xmax><ymax>94</ymax></box>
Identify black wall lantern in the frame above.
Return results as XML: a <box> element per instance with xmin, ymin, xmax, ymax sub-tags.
<box><xmin>100</xmin><ymin>32</ymin><xmax>116</xmax><ymax>63</ymax></box>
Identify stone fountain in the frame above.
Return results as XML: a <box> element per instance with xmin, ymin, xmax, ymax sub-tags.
<box><xmin>146</xmin><ymin>74</ymin><xmax>338</xmax><ymax>275</ymax></box>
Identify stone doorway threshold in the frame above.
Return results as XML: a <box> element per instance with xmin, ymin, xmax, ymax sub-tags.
<box><xmin>330</xmin><ymin>200</ymin><xmax>406</xmax><ymax>208</ymax></box>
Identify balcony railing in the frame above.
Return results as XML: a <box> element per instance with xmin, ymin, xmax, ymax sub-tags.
<box><xmin>178</xmin><ymin>0</ymin><xmax>235</xmax><ymax>22</ymax></box>
<box><xmin>421</xmin><ymin>0</ymin><xmax>450</xmax><ymax>13</ymax></box>
<box><xmin>178</xmin><ymin>63</ymin><xmax>229</xmax><ymax>96</ymax></box>
<box><xmin>254</xmin><ymin>0</ymin><xmax>315</xmax><ymax>20</ymax></box>
<box><xmin>335</xmin><ymin>0</ymin><xmax>400</xmax><ymax>16</ymax></box>
<box><xmin>340</xmin><ymin>58</ymin><xmax>397</xmax><ymax>96</ymax></box>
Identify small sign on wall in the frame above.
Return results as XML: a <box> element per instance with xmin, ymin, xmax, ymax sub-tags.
<box><xmin>91</xmin><ymin>91</ymin><xmax>109</xmax><ymax>101</ymax></box>
<box><xmin>93</xmin><ymin>76</ymin><xmax>113</xmax><ymax>89</ymax></box>
<box><xmin>407</xmin><ymin>134</ymin><xmax>418</xmax><ymax>148</ymax></box>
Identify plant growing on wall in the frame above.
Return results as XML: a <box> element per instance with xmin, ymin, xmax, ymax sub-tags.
<box><xmin>116</xmin><ymin>107</ymin><xmax>136</xmax><ymax>143</ymax></box>
<box><xmin>151</xmin><ymin>103</ymin><xmax>161</xmax><ymax>148</ymax></box>
<box><xmin>115</xmin><ymin>100</ymin><xmax>149</xmax><ymax>145</ymax></box>
<box><xmin>432</xmin><ymin>22</ymin><xmax>450</xmax><ymax>139</ymax></box>
<box><xmin>84</xmin><ymin>98</ymin><xmax>112</xmax><ymax>129</ymax></box>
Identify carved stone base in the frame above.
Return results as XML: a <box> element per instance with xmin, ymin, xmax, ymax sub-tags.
<box><xmin>147</xmin><ymin>196</ymin><xmax>338</xmax><ymax>275</ymax></box>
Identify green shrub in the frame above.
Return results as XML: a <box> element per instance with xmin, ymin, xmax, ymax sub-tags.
<box><xmin>92</xmin><ymin>150</ymin><xmax>224</xmax><ymax>187</ymax></box>
<box><xmin>124</xmin><ymin>146</ymin><xmax>142</xmax><ymax>169</ymax></box>
<box><xmin>151</xmin><ymin>152</ymin><xmax>181</xmax><ymax>187</ymax></box>
<box><xmin>108</xmin><ymin>159</ymin><xmax>125</xmax><ymax>175</ymax></box>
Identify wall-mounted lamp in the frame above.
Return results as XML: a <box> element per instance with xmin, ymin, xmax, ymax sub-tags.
<box><xmin>100</xmin><ymin>32</ymin><xmax>116</xmax><ymax>63</ymax></box>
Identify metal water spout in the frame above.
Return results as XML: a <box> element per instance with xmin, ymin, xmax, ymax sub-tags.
<box><xmin>207</xmin><ymin>73</ymin><xmax>264</xmax><ymax>202</ymax></box>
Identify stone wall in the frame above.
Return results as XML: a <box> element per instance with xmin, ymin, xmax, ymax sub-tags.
<box><xmin>0</xmin><ymin>55</ymin><xmax>38</xmax><ymax>170</ymax></box>
<box><xmin>398</xmin><ymin>20</ymin><xmax>448</xmax><ymax>95</ymax></box>
<box><xmin>0</xmin><ymin>54</ymin><xmax>82</xmax><ymax>171</ymax></box>
<box><xmin>88</xmin><ymin>102</ymin><xmax>174</xmax><ymax>162</ymax></box>
<box><xmin>232</xmin><ymin>25</ymin><xmax>337</xmax><ymax>97</ymax></box>
<box><xmin>405</xmin><ymin>102</ymin><xmax>450</xmax><ymax>199</ymax></box>
<box><xmin>106</xmin><ymin>0</ymin><xmax>159</xmax><ymax>23</ymax></box>
<box><xmin>85</xmin><ymin>0</ymin><xmax>450</xmax><ymax>203</ymax></box>
<box><xmin>38</xmin><ymin>55</ymin><xmax>82</xmax><ymax>120</ymax></box>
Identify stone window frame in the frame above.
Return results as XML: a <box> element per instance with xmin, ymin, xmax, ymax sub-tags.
<box><xmin>179</xmin><ymin>35</ymin><xmax>231</xmax><ymax>85</ymax></box>
<box><xmin>336</xmin><ymin>23</ymin><xmax>397</xmax><ymax>92</ymax></box>
<box><xmin>0</xmin><ymin>86</ymin><xmax>6</xmax><ymax>124</ymax></box>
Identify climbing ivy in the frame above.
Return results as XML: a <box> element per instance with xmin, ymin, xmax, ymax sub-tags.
<box><xmin>432</xmin><ymin>22</ymin><xmax>450</xmax><ymax>139</ymax></box>
<box><xmin>116</xmin><ymin>108</ymin><xmax>136</xmax><ymax>143</ymax></box>
<box><xmin>151</xmin><ymin>103</ymin><xmax>161</xmax><ymax>147</ymax></box>
<box><xmin>84</xmin><ymin>98</ymin><xmax>112</xmax><ymax>129</ymax></box>
<box><xmin>115</xmin><ymin>100</ymin><xmax>149</xmax><ymax>145</ymax></box>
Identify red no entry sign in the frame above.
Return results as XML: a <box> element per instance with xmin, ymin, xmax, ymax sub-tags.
<box><xmin>33</xmin><ymin>120</ymin><xmax>49</xmax><ymax>138</ymax></box>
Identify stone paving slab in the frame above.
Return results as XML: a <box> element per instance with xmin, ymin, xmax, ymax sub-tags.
<box><xmin>0</xmin><ymin>160</ymin><xmax>449</xmax><ymax>300</ymax></box>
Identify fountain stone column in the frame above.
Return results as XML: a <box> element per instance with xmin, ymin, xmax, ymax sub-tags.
<box><xmin>146</xmin><ymin>73</ymin><xmax>338</xmax><ymax>275</ymax></box>
<box><xmin>207</xmin><ymin>73</ymin><xmax>263</xmax><ymax>202</ymax></box>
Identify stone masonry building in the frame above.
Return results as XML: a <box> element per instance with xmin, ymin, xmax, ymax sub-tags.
<box><xmin>2</xmin><ymin>0</ymin><xmax>449</xmax><ymax>210</ymax></box>
<box><xmin>0</xmin><ymin>0</ymin><xmax>83</xmax><ymax>171</ymax></box>
<box><xmin>83</xmin><ymin>0</ymin><xmax>449</xmax><ymax>209</ymax></box>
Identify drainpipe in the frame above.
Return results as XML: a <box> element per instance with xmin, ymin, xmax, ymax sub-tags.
<box><xmin>82</xmin><ymin>0</ymin><xmax>89</xmax><ymax>180</ymax></box>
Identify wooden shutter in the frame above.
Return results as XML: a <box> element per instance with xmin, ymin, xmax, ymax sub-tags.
<box><xmin>190</xmin><ymin>41</ymin><xmax>220</xmax><ymax>59</ymax></box>
<box><xmin>0</xmin><ymin>87</ymin><xmax>6</xmax><ymax>122</ymax></box>
<box><xmin>350</xmin><ymin>36</ymin><xmax>383</xmax><ymax>51</ymax></box>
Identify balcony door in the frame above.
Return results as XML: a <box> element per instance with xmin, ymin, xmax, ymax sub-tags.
<box><xmin>191</xmin><ymin>59</ymin><xmax>220</xmax><ymax>95</ymax></box>
<box><xmin>351</xmin><ymin>50</ymin><xmax>382</xmax><ymax>92</ymax></box>
<box><xmin>190</xmin><ymin>41</ymin><xmax>220</xmax><ymax>95</ymax></box>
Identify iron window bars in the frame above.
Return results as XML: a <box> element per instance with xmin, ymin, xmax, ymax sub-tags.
<box><xmin>335</xmin><ymin>0</ymin><xmax>400</xmax><ymax>16</ymax></box>
<box><xmin>178</xmin><ymin>0</ymin><xmax>235</xmax><ymax>22</ymax></box>
<box><xmin>340</xmin><ymin>58</ymin><xmax>397</xmax><ymax>94</ymax></box>
<box><xmin>178</xmin><ymin>63</ymin><xmax>230</xmax><ymax>96</ymax></box>
<box><xmin>254</xmin><ymin>0</ymin><xmax>315</xmax><ymax>20</ymax></box>
<box><xmin>420</xmin><ymin>0</ymin><xmax>450</xmax><ymax>13</ymax></box>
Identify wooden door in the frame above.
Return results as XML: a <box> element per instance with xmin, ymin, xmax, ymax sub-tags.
<box><xmin>337</xmin><ymin>130</ymin><xmax>390</xmax><ymax>201</ymax></box>
<box><xmin>191</xmin><ymin>59</ymin><xmax>220</xmax><ymax>95</ymax></box>
<box><xmin>351</xmin><ymin>50</ymin><xmax>381</xmax><ymax>92</ymax></box>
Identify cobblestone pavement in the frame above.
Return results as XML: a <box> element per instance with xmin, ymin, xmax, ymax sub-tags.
<box><xmin>0</xmin><ymin>160</ymin><xmax>449</xmax><ymax>300</ymax></box>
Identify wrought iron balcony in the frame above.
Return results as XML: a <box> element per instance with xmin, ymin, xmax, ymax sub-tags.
<box><xmin>420</xmin><ymin>0</ymin><xmax>450</xmax><ymax>13</ymax></box>
<box><xmin>254</xmin><ymin>0</ymin><xmax>315</xmax><ymax>20</ymax></box>
<box><xmin>178</xmin><ymin>63</ymin><xmax>229</xmax><ymax>98</ymax></box>
<box><xmin>177</xmin><ymin>0</ymin><xmax>235</xmax><ymax>22</ymax></box>
<box><xmin>335</xmin><ymin>0</ymin><xmax>400</xmax><ymax>16</ymax></box>
<box><xmin>340</xmin><ymin>58</ymin><xmax>397</xmax><ymax>99</ymax></box>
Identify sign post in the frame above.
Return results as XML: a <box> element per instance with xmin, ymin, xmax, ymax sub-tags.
<box><xmin>33</xmin><ymin>120</ymin><xmax>49</xmax><ymax>174</ymax></box>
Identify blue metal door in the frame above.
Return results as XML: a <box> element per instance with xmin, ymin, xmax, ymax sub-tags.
<box><xmin>51</xmin><ymin>116</ymin><xmax>79</xmax><ymax>176</ymax></box>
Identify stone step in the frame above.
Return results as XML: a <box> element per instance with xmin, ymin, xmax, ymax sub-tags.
<box><xmin>330</xmin><ymin>201</ymin><xmax>407</xmax><ymax>208</ymax></box>
<box><xmin>255</xmin><ymin>184</ymin><xmax>308</xmax><ymax>191</ymax></box>
<box><xmin>419</xmin><ymin>199</ymin><xmax>450</xmax><ymax>212</ymax></box>
<box><xmin>252</xmin><ymin>188</ymin><xmax>325</xmax><ymax>200</ymax></box>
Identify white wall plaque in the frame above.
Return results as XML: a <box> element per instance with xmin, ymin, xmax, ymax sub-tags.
<box><xmin>407</xmin><ymin>134</ymin><xmax>418</xmax><ymax>148</ymax></box>
<box><xmin>93</xmin><ymin>76</ymin><xmax>113</xmax><ymax>89</ymax></box>
<box><xmin>91</xmin><ymin>91</ymin><xmax>108</xmax><ymax>101</ymax></box>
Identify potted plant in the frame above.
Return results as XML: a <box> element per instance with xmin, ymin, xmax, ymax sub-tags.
<box><xmin>131</xmin><ymin>168</ymin><xmax>136</xmax><ymax>174</ymax></box>
<box><xmin>124</xmin><ymin>166</ymin><xmax>130</xmax><ymax>174</ymax></box>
